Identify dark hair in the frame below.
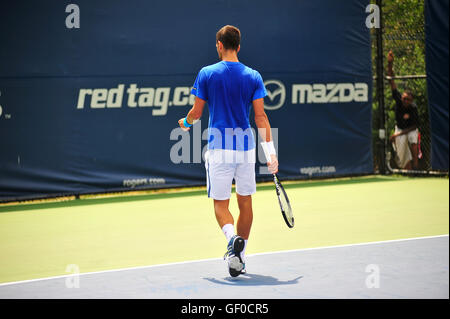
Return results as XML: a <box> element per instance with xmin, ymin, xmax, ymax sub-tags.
<box><xmin>404</xmin><ymin>89</ymin><xmax>414</xmax><ymax>99</ymax></box>
<box><xmin>216</xmin><ymin>25</ymin><xmax>241</xmax><ymax>51</ymax></box>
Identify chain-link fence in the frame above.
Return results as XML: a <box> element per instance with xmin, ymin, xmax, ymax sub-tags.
<box><xmin>372</xmin><ymin>0</ymin><xmax>438</xmax><ymax>175</ymax></box>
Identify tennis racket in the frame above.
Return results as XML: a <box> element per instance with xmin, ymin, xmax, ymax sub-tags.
<box><xmin>272</xmin><ymin>173</ymin><xmax>294</xmax><ymax>228</ymax></box>
<box><xmin>260</xmin><ymin>142</ymin><xmax>294</xmax><ymax>228</ymax></box>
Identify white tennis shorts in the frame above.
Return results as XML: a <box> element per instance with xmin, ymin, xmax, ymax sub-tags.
<box><xmin>205</xmin><ymin>149</ymin><xmax>256</xmax><ymax>200</ymax></box>
<box><xmin>394</xmin><ymin>126</ymin><xmax>419</xmax><ymax>145</ymax></box>
<box><xmin>392</xmin><ymin>126</ymin><xmax>419</xmax><ymax>168</ymax></box>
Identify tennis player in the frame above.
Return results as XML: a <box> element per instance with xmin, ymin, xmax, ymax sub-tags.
<box><xmin>178</xmin><ymin>25</ymin><xmax>278</xmax><ymax>277</ymax></box>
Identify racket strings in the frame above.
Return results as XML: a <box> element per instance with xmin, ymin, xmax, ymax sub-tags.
<box><xmin>280</xmin><ymin>193</ymin><xmax>291</xmax><ymax>214</ymax></box>
<box><xmin>279</xmin><ymin>189</ymin><xmax>293</xmax><ymax>222</ymax></box>
<box><xmin>274</xmin><ymin>174</ymin><xmax>294</xmax><ymax>228</ymax></box>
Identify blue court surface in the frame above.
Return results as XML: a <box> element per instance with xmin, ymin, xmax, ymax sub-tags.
<box><xmin>0</xmin><ymin>235</ymin><xmax>447</xmax><ymax>299</ymax></box>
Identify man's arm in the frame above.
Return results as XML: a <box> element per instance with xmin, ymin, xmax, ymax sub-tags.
<box><xmin>387</xmin><ymin>50</ymin><xmax>397</xmax><ymax>91</ymax></box>
<box><xmin>253</xmin><ymin>98</ymin><xmax>278</xmax><ymax>174</ymax></box>
<box><xmin>389</xmin><ymin>124</ymin><xmax>418</xmax><ymax>142</ymax></box>
<box><xmin>178</xmin><ymin>97</ymin><xmax>206</xmax><ymax>130</ymax></box>
<box><xmin>391</xmin><ymin>107</ymin><xmax>419</xmax><ymax>141</ymax></box>
<box><xmin>253</xmin><ymin>98</ymin><xmax>272</xmax><ymax>142</ymax></box>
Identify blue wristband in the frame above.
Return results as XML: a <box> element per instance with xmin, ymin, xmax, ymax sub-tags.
<box><xmin>183</xmin><ymin>117</ymin><xmax>192</xmax><ymax>128</ymax></box>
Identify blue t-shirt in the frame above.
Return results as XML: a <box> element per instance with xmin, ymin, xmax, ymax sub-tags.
<box><xmin>191</xmin><ymin>61</ymin><xmax>267</xmax><ymax>151</ymax></box>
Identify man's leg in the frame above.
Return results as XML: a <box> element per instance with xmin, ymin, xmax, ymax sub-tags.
<box><xmin>407</xmin><ymin>130</ymin><xmax>420</xmax><ymax>170</ymax></box>
<box><xmin>236</xmin><ymin>194</ymin><xmax>253</xmax><ymax>265</ymax></box>
<box><xmin>410</xmin><ymin>143</ymin><xmax>419</xmax><ymax>170</ymax></box>
<box><xmin>214</xmin><ymin>199</ymin><xmax>234</xmax><ymax>234</ymax></box>
<box><xmin>215</xmin><ymin>198</ymin><xmax>245</xmax><ymax>276</ymax></box>
<box><xmin>207</xmin><ymin>149</ymin><xmax>235</xmax><ymax>237</ymax></box>
<box><xmin>236</xmin><ymin>194</ymin><xmax>253</xmax><ymax>240</ymax></box>
<box><xmin>214</xmin><ymin>199</ymin><xmax>238</xmax><ymax>245</ymax></box>
<box><xmin>234</xmin><ymin>150</ymin><xmax>256</xmax><ymax>265</ymax></box>
<box><xmin>207</xmin><ymin>151</ymin><xmax>245</xmax><ymax>276</ymax></box>
<box><xmin>394</xmin><ymin>134</ymin><xmax>412</xmax><ymax>169</ymax></box>
<box><xmin>404</xmin><ymin>160</ymin><xmax>413</xmax><ymax>170</ymax></box>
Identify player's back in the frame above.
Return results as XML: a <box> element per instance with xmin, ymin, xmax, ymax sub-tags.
<box><xmin>192</xmin><ymin>61</ymin><xmax>266</xmax><ymax>151</ymax></box>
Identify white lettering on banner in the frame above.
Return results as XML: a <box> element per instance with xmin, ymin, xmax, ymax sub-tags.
<box><xmin>76</xmin><ymin>81</ymin><xmax>368</xmax><ymax>115</ymax></box>
<box><xmin>153</xmin><ymin>87</ymin><xmax>171</xmax><ymax>116</ymax></box>
<box><xmin>173</xmin><ymin>87</ymin><xmax>190</xmax><ymax>106</ymax></box>
<box><xmin>300</xmin><ymin>166</ymin><xmax>336</xmax><ymax>176</ymax></box>
<box><xmin>77</xmin><ymin>85</ymin><xmax>125</xmax><ymax>109</ymax></box>
<box><xmin>127</xmin><ymin>84</ymin><xmax>140</xmax><ymax>107</ymax></box>
<box><xmin>292</xmin><ymin>83</ymin><xmax>368</xmax><ymax>104</ymax></box>
<box><xmin>123</xmin><ymin>178</ymin><xmax>166</xmax><ymax>188</ymax></box>
<box><xmin>76</xmin><ymin>84</ymin><xmax>194</xmax><ymax>115</ymax></box>
<box><xmin>137</xmin><ymin>87</ymin><xmax>154</xmax><ymax>107</ymax></box>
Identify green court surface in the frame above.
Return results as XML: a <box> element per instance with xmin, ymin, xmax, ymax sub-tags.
<box><xmin>0</xmin><ymin>175</ymin><xmax>448</xmax><ymax>284</ymax></box>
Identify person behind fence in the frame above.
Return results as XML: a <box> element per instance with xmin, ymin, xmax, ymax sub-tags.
<box><xmin>387</xmin><ymin>50</ymin><xmax>420</xmax><ymax>170</ymax></box>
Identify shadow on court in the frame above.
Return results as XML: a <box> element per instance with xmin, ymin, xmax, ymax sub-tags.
<box><xmin>203</xmin><ymin>273</ymin><xmax>303</xmax><ymax>286</ymax></box>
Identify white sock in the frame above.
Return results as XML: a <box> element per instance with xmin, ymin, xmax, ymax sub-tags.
<box><xmin>222</xmin><ymin>224</ymin><xmax>235</xmax><ymax>242</ymax></box>
<box><xmin>240</xmin><ymin>240</ymin><xmax>248</xmax><ymax>263</ymax></box>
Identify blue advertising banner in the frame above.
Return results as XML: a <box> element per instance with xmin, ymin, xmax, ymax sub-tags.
<box><xmin>425</xmin><ymin>0</ymin><xmax>449</xmax><ymax>171</ymax></box>
<box><xmin>0</xmin><ymin>0</ymin><xmax>373</xmax><ymax>201</ymax></box>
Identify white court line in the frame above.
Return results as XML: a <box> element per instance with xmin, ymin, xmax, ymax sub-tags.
<box><xmin>249</xmin><ymin>234</ymin><xmax>449</xmax><ymax>257</ymax></box>
<box><xmin>0</xmin><ymin>234</ymin><xmax>448</xmax><ymax>287</ymax></box>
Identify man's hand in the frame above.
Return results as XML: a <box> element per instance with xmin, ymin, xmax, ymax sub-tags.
<box><xmin>387</xmin><ymin>50</ymin><xmax>397</xmax><ymax>90</ymax></box>
<box><xmin>178</xmin><ymin>97</ymin><xmax>206</xmax><ymax>132</ymax></box>
<box><xmin>390</xmin><ymin>132</ymin><xmax>403</xmax><ymax>143</ymax></box>
<box><xmin>267</xmin><ymin>154</ymin><xmax>279</xmax><ymax>174</ymax></box>
<box><xmin>178</xmin><ymin>118</ymin><xmax>190</xmax><ymax>131</ymax></box>
<box><xmin>387</xmin><ymin>50</ymin><xmax>394</xmax><ymax>64</ymax></box>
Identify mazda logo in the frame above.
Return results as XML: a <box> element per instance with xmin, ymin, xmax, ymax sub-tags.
<box><xmin>263</xmin><ymin>80</ymin><xmax>286</xmax><ymax>110</ymax></box>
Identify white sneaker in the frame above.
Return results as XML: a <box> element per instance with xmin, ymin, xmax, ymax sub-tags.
<box><xmin>223</xmin><ymin>235</ymin><xmax>245</xmax><ymax>277</ymax></box>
